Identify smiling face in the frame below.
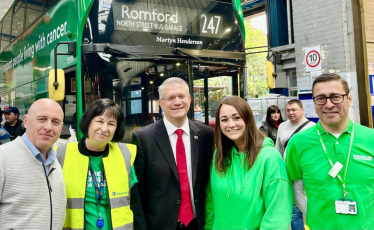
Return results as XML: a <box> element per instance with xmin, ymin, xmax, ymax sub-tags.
<box><xmin>86</xmin><ymin>114</ymin><xmax>117</xmax><ymax>150</ymax></box>
<box><xmin>24</xmin><ymin>99</ymin><xmax>64</xmax><ymax>155</ymax></box>
<box><xmin>219</xmin><ymin>104</ymin><xmax>246</xmax><ymax>150</ymax></box>
<box><xmin>313</xmin><ymin>80</ymin><xmax>351</xmax><ymax>133</ymax></box>
<box><xmin>159</xmin><ymin>82</ymin><xmax>191</xmax><ymax>127</ymax></box>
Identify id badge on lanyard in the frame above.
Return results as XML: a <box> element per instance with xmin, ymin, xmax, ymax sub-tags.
<box><xmin>317</xmin><ymin>125</ymin><xmax>357</xmax><ymax>215</ymax></box>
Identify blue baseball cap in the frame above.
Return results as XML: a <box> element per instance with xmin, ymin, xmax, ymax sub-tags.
<box><xmin>4</xmin><ymin>107</ymin><xmax>19</xmax><ymax>115</ymax></box>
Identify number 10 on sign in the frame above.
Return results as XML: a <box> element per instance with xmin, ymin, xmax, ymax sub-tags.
<box><xmin>305</xmin><ymin>46</ymin><xmax>322</xmax><ymax>72</ymax></box>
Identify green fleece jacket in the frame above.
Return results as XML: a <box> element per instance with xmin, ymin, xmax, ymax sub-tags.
<box><xmin>205</xmin><ymin>137</ymin><xmax>293</xmax><ymax>230</ymax></box>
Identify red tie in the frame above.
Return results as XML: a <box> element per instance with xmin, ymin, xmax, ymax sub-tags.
<box><xmin>175</xmin><ymin>129</ymin><xmax>193</xmax><ymax>226</ymax></box>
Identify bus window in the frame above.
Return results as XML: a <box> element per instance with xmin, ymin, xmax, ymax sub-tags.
<box><xmin>26</xmin><ymin>0</ymin><xmax>44</xmax><ymax>28</ymax></box>
<box><xmin>1</xmin><ymin>12</ymin><xmax>11</xmax><ymax>49</ymax></box>
<box><xmin>0</xmin><ymin>0</ymin><xmax>245</xmax><ymax>140</ymax></box>
<box><xmin>12</xmin><ymin>1</ymin><xmax>26</xmax><ymax>39</ymax></box>
<box><xmin>193</xmin><ymin>65</ymin><xmax>238</xmax><ymax>125</ymax></box>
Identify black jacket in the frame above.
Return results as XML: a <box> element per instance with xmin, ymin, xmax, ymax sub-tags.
<box><xmin>4</xmin><ymin>119</ymin><xmax>25</xmax><ymax>141</ymax></box>
<box><xmin>259</xmin><ymin>121</ymin><xmax>278</xmax><ymax>144</ymax></box>
<box><xmin>132</xmin><ymin>119</ymin><xmax>214</xmax><ymax>230</ymax></box>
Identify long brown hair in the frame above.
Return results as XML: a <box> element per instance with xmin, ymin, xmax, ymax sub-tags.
<box><xmin>214</xmin><ymin>96</ymin><xmax>265</xmax><ymax>174</ymax></box>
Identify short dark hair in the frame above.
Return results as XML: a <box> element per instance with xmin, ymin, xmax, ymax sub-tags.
<box><xmin>287</xmin><ymin>99</ymin><xmax>303</xmax><ymax>109</ymax></box>
<box><xmin>312</xmin><ymin>73</ymin><xmax>350</xmax><ymax>95</ymax></box>
<box><xmin>79</xmin><ymin>99</ymin><xmax>125</xmax><ymax>142</ymax></box>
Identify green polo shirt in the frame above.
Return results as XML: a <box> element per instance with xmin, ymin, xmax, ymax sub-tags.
<box><xmin>285</xmin><ymin>120</ymin><xmax>374</xmax><ymax>229</ymax></box>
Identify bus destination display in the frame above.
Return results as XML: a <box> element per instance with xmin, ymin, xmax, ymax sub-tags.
<box><xmin>112</xmin><ymin>2</ymin><xmax>231</xmax><ymax>39</ymax></box>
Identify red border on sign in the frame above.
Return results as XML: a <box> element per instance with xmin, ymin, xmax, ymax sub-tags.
<box><xmin>306</xmin><ymin>50</ymin><xmax>321</xmax><ymax>68</ymax></box>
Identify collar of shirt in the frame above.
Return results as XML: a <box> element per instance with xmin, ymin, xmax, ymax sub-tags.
<box><xmin>316</xmin><ymin>119</ymin><xmax>353</xmax><ymax>135</ymax></box>
<box><xmin>163</xmin><ymin>117</ymin><xmax>190</xmax><ymax>137</ymax></box>
<box><xmin>21</xmin><ymin>133</ymin><xmax>57</xmax><ymax>166</ymax></box>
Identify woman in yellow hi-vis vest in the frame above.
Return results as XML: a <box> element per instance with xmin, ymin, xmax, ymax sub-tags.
<box><xmin>55</xmin><ymin>99</ymin><xmax>146</xmax><ymax>230</ymax></box>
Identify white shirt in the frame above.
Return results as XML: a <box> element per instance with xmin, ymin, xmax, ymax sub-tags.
<box><xmin>163</xmin><ymin>117</ymin><xmax>196</xmax><ymax>216</ymax></box>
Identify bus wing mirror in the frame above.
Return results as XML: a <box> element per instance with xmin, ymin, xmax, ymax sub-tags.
<box><xmin>48</xmin><ymin>69</ymin><xmax>65</xmax><ymax>101</ymax></box>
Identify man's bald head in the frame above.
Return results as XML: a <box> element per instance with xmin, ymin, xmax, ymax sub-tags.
<box><xmin>23</xmin><ymin>99</ymin><xmax>64</xmax><ymax>156</ymax></box>
<box><xmin>27</xmin><ymin>99</ymin><xmax>64</xmax><ymax>117</ymax></box>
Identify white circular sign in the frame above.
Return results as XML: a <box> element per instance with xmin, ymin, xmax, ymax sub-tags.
<box><xmin>306</xmin><ymin>50</ymin><xmax>321</xmax><ymax>68</ymax></box>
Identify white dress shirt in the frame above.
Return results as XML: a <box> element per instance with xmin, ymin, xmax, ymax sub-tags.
<box><xmin>163</xmin><ymin>117</ymin><xmax>196</xmax><ymax>216</ymax></box>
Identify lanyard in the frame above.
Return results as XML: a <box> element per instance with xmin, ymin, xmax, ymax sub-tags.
<box><xmin>89</xmin><ymin>165</ymin><xmax>106</xmax><ymax>209</ymax></box>
<box><xmin>317</xmin><ymin>125</ymin><xmax>354</xmax><ymax>198</ymax></box>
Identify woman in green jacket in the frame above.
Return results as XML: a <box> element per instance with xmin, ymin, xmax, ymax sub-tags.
<box><xmin>205</xmin><ymin>96</ymin><xmax>293</xmax><ymax>230</ymax></box>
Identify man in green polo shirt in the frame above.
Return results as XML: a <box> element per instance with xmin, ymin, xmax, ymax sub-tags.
<box><xmin>285</xmin><ymin>73</ymin><xmax>374</xmax><ymax>229</ymax></box>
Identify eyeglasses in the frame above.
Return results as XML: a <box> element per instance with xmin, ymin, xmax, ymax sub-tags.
<box><xmin>312</xmin><ymin>94</ymin><xmax>348</xmax><ymax>105</ymax></box>
<box><xmin>161</xmin><ymin>94</ymin><xmax>188</xmax><ymax>102</ymax></box>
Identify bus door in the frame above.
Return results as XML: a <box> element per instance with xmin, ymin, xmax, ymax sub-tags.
<box><xmin>192</xmin><ymin>63</ymin><xmax>240</xmax><ymax>128</ymax></box>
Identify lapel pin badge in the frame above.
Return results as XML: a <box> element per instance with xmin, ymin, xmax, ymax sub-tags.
<box><xmin>194</xmin><ymin>136</ymin><xmax>198</xmax><ymax>139</ymax></box>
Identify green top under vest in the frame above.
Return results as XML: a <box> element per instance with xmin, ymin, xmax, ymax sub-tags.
<box><xmin>85</xmin><ymin>153</ymin><xmax>137</xmax><ymax>229</ymax></box>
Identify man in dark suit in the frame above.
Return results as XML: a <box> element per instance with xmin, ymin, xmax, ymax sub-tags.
<box><xmin>132</xmin><ymin>77</ymin><xmax>214</xmax><ymax>230</ymax></box>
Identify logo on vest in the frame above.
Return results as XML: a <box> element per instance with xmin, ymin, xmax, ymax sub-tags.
<box><xmin>353</xmin><ymin>154</ymin><xmax>373</xmax><ymax>161</ymax></box>
<box><xmin>112</xmin><ymin>191</ymin><xmax>128</xmax><ymax>196</ymax></box>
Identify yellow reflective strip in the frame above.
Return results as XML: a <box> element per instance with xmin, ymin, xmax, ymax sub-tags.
<box><xmin>62</xmin><ymin>143</ymin><xmax>88</xmax><ymax>229</ymax></box>
<box><xmin>66</xmin><ymin>198</ymin><xmax>84</xmax><ymax>209</ymax></box>
<box><xmin>56</xmin><ymin>144</ymin><xmax>68</xmax><ymax>168</ymax></box>
<box><xmin>105</xmin><ymin>143</ymin><xmax>130</xmax><ymax>200</ymax></box>
<box><xmin>64</xmin><ymin>208</ymin><xmax>85</xmax><ymax>229</ymax></box>
<box><xmin>104</xmin><ymin>143</ymin><xmax>132</xmax><ymax>228</ymax></box>
<box><xmin>63</xmin><ymin>143</ymin><xmax>89</xmax><ymax>199</ymax></box>
<box><xmin>126</xmin><ymin>143</ymin><xmax>137</xmax><ymax>166</ymax></box>
<box><xmin>111</xmin><ymin>206</ymin><xmax>133</xmax><ymax>229</ymax></box>
<box><xmin>113</xmin><ymin>222</ymin><xmax>134</xmax><ymax>230</ymax></box>
<box><xmin>110</xmin><ymin>195</ymin><xmax>130</xmax><ymax>209</ymax></box>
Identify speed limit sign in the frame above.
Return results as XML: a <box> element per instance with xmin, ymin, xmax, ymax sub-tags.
<box><xmin>305</xmin><ymin>46</ymin><xmax>322</xmax><ymax>72</ymax></box>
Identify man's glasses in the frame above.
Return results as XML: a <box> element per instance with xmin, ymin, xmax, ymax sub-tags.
<box><xmin>312</xmin><ymin>94</ymin><xmax>348</xmax><ymax>105</ymax></box>
<box><xmin>161</xmin><ymin>95</ymin><xmax>188</xmax><ymax>102</ymax></box>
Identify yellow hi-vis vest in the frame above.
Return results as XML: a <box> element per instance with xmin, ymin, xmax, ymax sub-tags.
<box><xmin>55</xmin><ymin>142</ymin><xmax>136</xmax><ymax>230</ymax></box>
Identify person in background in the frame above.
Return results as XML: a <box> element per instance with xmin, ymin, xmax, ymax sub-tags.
<box><xmin>132</xmin><ymin>77</ymin><xmax>214</xmax><ymax>230</ymax></box>
<box><xmin>0</xmin><ymin>99</ymin><xmax>66</xmax><ymax>229</ymax></box>
<box><xmin>52</xmin><ymin>124</ymin><xmax>77</xmax><ymax>147</ymax></box>
<box><xmin>276</xmin><ymin>99</ymin><xmax>316</xmax><ymax>158</ymax></box>
<box><xmin>275</xmin><ymin>99</ymin><xmax>316</xmax><ymax>230</ymax></box>
<box><xmin>55</xmin><ymin>99</ymin><xmax>145</xmax><ymax>230</ymax></box>
<box><xmin>3</xmin><ymin>106</ymin><xmax>25</xmax><ymax>140</ymax></box>
<box><xmin>260</xmin><ymin>105</ymin><xmax>284</xmax><ymax>144</ymax></box>
<box><xmin>0</xmin><ymin>109</ymin><xmax>10</xmax><ymax>144</ymax></box>
<box><xmin>205</xmin><ymin>96</ymin><xmax>293</xmax><ymax>230</ymax></box>
<box><xmin>285</xmin><ymin>73</ymin><xmax>374</xmax><ymax>229</ymax></box>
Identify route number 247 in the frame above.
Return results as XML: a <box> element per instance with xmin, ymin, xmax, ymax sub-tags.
<box><xmin>201</xmin><ymin>14</ymin><xmax>221</xmax><ymax>34</ymax></box>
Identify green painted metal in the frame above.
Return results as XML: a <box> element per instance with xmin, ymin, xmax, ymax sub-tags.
<box><xmin>75</xmin><ymin>0</ymin><xmax>94</xmax><ymax>140</ymax></box>
<box><xmin>0</xmin><ymin>0</ymin><xmax>245</xmax><ymax>141</ymax></box>
<box><xmin>0</xmin><ymin>0</ymin><xmax>77</xmax><ymax>114</ymax></box>
<box><xmin>232</xmin><ymin>0</ymin><xmax>246</xmax><ymax>42</ymax></box>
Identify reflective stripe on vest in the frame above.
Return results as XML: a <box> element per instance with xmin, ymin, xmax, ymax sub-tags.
<box><xmin>57</xmin><ymin>142</ymin><xmax>136</xmax><ymax>230</ymax></box>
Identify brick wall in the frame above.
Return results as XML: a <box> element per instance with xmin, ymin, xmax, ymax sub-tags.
<box><xmin>364</xmin><ymin>0</ymin><xmax>374</xmax><ymax>63</ymax></box>
<box><xmin>291</xmin><ymin>0</ymin><xmax>360</xmax><ymax>122</ymax></box>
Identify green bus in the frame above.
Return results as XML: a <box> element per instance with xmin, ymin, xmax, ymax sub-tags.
<box><xmin>0</xmin><ymin>0</ymin><xmax>246</xmax><ymax>141</ymax></box>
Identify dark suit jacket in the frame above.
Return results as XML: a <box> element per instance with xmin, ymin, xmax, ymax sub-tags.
<box><xmin>132</xmin><ymin>119</ymin><xmax>214</xmax><ymax>230</ymax></box>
